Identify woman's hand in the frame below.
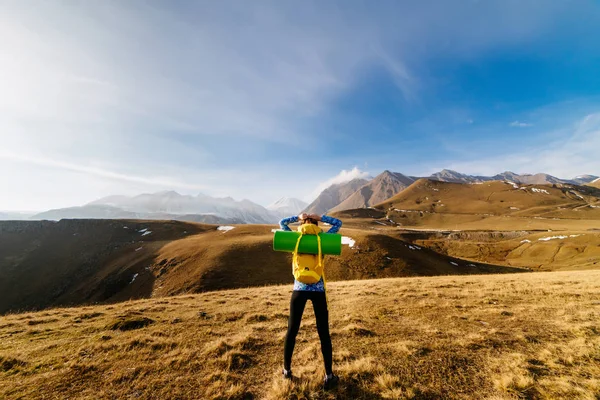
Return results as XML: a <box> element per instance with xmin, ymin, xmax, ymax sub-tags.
<box><xmin>308</xmin><ymin>214</ymin><xmax>322</xmax><ymax>221</ymax></box>
<box><xmin>298</xmin><ymin>213</ymin><xmax>308</xmax><ymax>221</ymax></box>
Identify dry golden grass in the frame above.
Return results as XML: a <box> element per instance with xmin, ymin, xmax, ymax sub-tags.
<box><xmin>588</xmin><ymin>180</ymin><xmax>600</xmax><ymax>189</ymax></box>
<box><xmin>411</xmin><ymin>230</ymin><xmax>600</xmax><ymax>271</ymax></box>
<box><xmin>362</xmin><ymin>178</ymin><xmax>600</xmax><ymax>232</ymax></box>
<box><xmin>2</xmin><ymin>270</ymin><xmax>600</xmax><ymax>399</ymax></box>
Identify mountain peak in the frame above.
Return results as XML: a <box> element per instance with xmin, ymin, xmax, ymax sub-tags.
<box><xmin>155</xmin><ymin>190</ymin><xmax>181</xmax><ymax>197</ymax></box>
<box><xmin>329</xmin><ymin>171</ymin><xmax>415</xmax><ymax>212</ymax></box>
<box><xmin>303</xmin><ymin>178</ymin><xmax>371</xmax><ymax>215</ymax></box>
<box><xmin>266</xmin><ymin>197</ymin><xmax>308</xmax><ymax>218</ymax></box>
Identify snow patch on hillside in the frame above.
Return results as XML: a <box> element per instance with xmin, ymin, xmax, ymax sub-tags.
<box><xmin>538</xmin><ymin>235</ymin><xmax>580</xmax><ymax>241</ymax></box>
<box><xmin>531</xmin><ymin>188</ymin><xmax>550</xmax><ymax>194</ymax></box>
<box><xmin>341</xmin><ymin>236</ymin><xmax>355</xmax><ymax>247</ymax></box>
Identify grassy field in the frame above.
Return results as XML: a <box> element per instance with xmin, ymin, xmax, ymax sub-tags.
<box><xmin>2</xmin><ymin>270</ymin><xmax>599</xmax><ymax>399</ymax></box>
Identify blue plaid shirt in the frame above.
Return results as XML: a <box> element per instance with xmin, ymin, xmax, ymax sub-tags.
<box><xmin>279</xmin><ymin>215</ymin><xmax>342</xmax><ymax>292</ymax></box>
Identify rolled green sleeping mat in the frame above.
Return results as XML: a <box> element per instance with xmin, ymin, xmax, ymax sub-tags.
<box><xmin>273</xmin><ymin>231</ymin><xmax>342</xmax><ymax>255</ymax></box>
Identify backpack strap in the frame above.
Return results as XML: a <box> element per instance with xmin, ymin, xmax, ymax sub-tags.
<box><xmin>292</xmin><ymin>232</ymin><xmax>303</xmax><ymax>268</ymax></box>
<box><xmin>316</xmin><ymin>233</ymin><xmax>327</xmax><ymax>292</ymax></box>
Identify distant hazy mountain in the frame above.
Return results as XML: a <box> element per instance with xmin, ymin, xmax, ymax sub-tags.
<box><xmin>157</xmin><ymin>214</ymin><xmax>244</xmax><ymax>224</ymax></box>
<box><xmin>303</xmin><ymin>178</ymin><xmax>370</xmax><ymax>215</ymax></box>
<box><xmin>0</xmin><ymin>211</ymin><xmax>36</xmax><ymax>221</ymax></box>
<box><xmin>428</xmin><ymin>169</ymin><xmax>490</xmax><ymax>183</ymax></box>
<box><xmin>33</xmin><ymin>205</ymin><xmax>140</xmax><ymax>220</ymax></box>
<box><xmin>428</xmin><ymin>170</ymin><xmax>599</xmax><ymax>186</ymax></box>
<box><xmin>330</xmin><ymin>171</ymin><xmax>414</xmax><ymax>212</ymax></box>
<box><xmin>34</xmin><ymin>191</ymin><xmax>279</xmax><ymax>224</ymax></box>
<box><xmin>492</xmin><ymin>171</ymin><xmax>564</xmax><ymax>185</ymax></box>
<box><xmin>266</xmin><ymin>197</ymin><xmax>308</xmax><ymax>219</ymax></box>
<box><xmin>572</xmin><ymin>175</ymin><xmax>599</xmax><ymax>185</ymax></box>
<box><xmin>89</xmin><ymin>191</ymin><xmax>279</xmax><ymax>224</ymax></box>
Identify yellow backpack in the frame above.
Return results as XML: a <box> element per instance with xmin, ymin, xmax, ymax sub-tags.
<box><xmin>292</xmin><ymin>223</ymin><xmax>325</xmax><ymax>284</ymax></box>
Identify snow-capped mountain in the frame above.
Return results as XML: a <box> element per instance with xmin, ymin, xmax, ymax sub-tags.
<box><xmin>427</xmin><ymin>170</ymin><xmax>590</xmax><ymax>186</ymax></box>
<box><xmin>492</xmin><ymin>172</ymin><xmax>564</xmax><ymax>185</ymax></box>
<box><xmin>429</xmin><ymin>169</ymin><xmax>490</xmax><ymax>183</ymax></box>
<box><xmin>34</xmin><ymin>191</ymin><xmax>280</xmax><ymax>224</ymax></box>
<box><xmin>571</xmin><ymin>175</ymin><xmax>599</xmax><ymax>185</ymax></box>
<box><xmin>266</xmin><ymin>197</ymin><xmax>308</xmax><ymax>219</ymax></box>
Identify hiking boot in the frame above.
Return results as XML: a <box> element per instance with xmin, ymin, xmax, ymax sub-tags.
<box><xmin>324</xmin><ymin>374</ymin><xmax>339</xmax><ymax>390</ymax></box>
<box><xmin>282</xmin><ymin>369</ymin><xmax>293</xmax><ymax>380</ymax></box>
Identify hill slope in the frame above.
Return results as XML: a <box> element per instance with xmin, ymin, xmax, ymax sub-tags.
<box><xmin>1</xmin><ymin>270</ymin><xmax>599</xmax><ymax>399</ymax></box>
<box><xmin>376</xmin><ymin>179</ymin><xmax>600</xmax><ymax>228</ymax></box>
<box><xmin>588</xmin><ymin>178</ymin><xmax>600</xmax><ymax>189</ymax></box>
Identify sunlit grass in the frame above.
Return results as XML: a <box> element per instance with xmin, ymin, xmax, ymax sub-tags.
<box><xmin>1</xmin><ymin>270</ymin><xmax>600</xmax><ymax>399</ymax></box>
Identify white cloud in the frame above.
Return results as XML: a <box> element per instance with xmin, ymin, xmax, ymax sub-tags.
<box><xmin>0</xmin><ymin>1</ymin><xmax>590</xmax><ymax>211</ymax></box>
<box><xmin>510</xmin><ymin>121</ymin><xmax>533</xmax><ymax>127</ymax></box>
<box><xmin>306</xmin><ymin>167</ymin><xmax>371</xmax><ymax>202</ymax></box>
<box><xmin>0</xmin><ymin>151</ymin><xmax>208</xmax><ymax>191</ymax></box>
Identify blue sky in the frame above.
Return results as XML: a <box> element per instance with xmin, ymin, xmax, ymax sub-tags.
<box><xmin>1</xmin><ymin>1</ymin><xmax>600</xmax><ymax>210</ymax></box>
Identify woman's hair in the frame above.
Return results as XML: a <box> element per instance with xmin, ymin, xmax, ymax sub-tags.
<box><xmin>300</xmin><ymin>218</ymin><xmax>318</xmax><ymax>226</ymax></box>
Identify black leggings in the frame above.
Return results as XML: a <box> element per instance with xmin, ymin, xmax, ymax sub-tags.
<box><xmin>283</xmin><ymin>290</ymin><xmax>333</xmax><ymax>375</ymax></box>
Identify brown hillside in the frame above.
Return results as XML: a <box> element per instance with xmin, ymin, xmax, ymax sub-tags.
<box><xmin>153</xmin><ymin>225</ymin><xmax>522</xmax><ymax>297</ymax></box>
<box><xmin>588</xmin><ymin>179</ymin><xmax>600</xmax><ymax>189</ymax></box>
<box><xmin>0</xmin><ymin>219</ymin><xmax>523</xmax><ymax>314</ymax></box>
<box><xmin>398</xmin><ymin>230</ymin><xmax>600</xmax><ymax>271</ymax></box>
<box><xmin>329</xmin><ymin>171</ymin><xmax>414</xmax><ymax>212</ymax></box>
<box><xmin>374</xmin><ymin>179</ymin><xmax>600</xmax><ymax>229</ymax></box>
<box><xmin>378</xmin><ymin>179</ymin><xmax>600</xmax><ymax>215</ymax></box>
<box><xmin>0</xmin><ymin>220</ymin><xmax>208</xmax><ymax>314</ymax></box>
<box><xmin>327</xmin><ymin>179</ymin><xmax>600</xmax><ymax>272</ymax></box>
<box><xmin>1</xmin><ymin>270</ymin><xmax>599</xmax><ymax>399</ymax></box>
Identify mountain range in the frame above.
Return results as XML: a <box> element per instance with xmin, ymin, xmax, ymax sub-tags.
<box><xmin>426</xmin><ymin>169</ymin><xmax>598</xmax><ymax>185</ymax></box>
<box><xmin>33</xmin><ymin>191</ymin><xmax>286</xmax><ymax>224</ymax></box>
<box><xmin>1</xmin><ymin>170</ymin><xmax>597</xmax><ymax>223</ymax></box>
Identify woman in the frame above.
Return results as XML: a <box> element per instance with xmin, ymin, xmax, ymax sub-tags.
<box><xmin>279</xmin><ymin>212</ymin><xmax>342</xmax><ymax>390</ymax></box>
